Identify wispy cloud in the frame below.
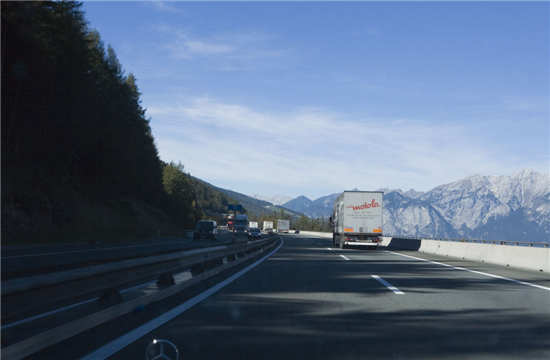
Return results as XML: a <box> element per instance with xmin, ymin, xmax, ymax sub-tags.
<box><xmin>352</xmin><ymin>27</ymin><xmax>382</xmax><ymax>38</ymax></box>
<box><xmin>81</xmin><ymin>1</ymin><xmax>549</xmax><ymax>198</ymax></box>
<box><xmin>148</xmin><ymin>97</ymin><xmax>525</xmax><ymax>194</ymax></box>
<box><xmin>147</xmin><ymin>1</ymin><xmax>189</xmax><ymax>14</ymax></box>
<box><xmin>178</xmin><ymin>39</ymin><xmax>235</xmax><ymax>57</ymax></box>
<box><xmin>503</xmin><ymin>96</ymin><xmax>549</xmax><ymax>112</ymax></box>
<box><xmin>154</xmin><ymin>25</ymin><xmax>287</xmax><ymax>64</ymax></box>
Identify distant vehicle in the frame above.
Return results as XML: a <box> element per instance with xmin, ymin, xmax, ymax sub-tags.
<box><xmin>194</xmin><ymin>220</ymin><xmax>218</xmax><ymax>242</ymax></box>
<box><xmin>248</xmin><ymin>227</ymin><xmax>262</xmax><ymax>239</ymax></box>
<box><xmin>277</xmin><ymin>219</ymin><xmax>290</xmax><ymax>233</ymax></box>
<box><xmin>331</xmin><ymin>191</ymin><xmax>383</xmax><ymax>249</ymax></box>
<box><xmin>249</xmin><ymin>221</ymin><xmax>258</xmax><ymax>229</ymax></box>
<box><xmin>294</xmin><ymin>230</ymin><xmax>300</xmax><ymax>234</ymax></box>
<box><xmin>225</xmin><ymin>213</ymin><xmax>234</xmax><ymax>230</ymax></box>
<box><xmin>234</xmin><ymin>214</ymin><xmax>249</xmax><ymax>236</ymax></box>
<box><xmin>263</xmin><ymin>221</ymin><xmax>273</xmax><ymax>230</ymax></box>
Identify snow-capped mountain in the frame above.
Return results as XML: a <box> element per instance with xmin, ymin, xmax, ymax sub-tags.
<box><xmin>278</xmin><ymin>169</ymin><xmax>549</xmax><ymax>242</ymax></box>
<box><xmin>378</xmin><ymin>188</ymin><xmax>425</xmax><ymax>199</ymax></box>
<box><xmin>281</xmin><ymin>191</ymin><xmax>350</xmax><ymax>218</ymax></box>
<box><xmin>383</xmin><ymin>192</ymin><xmax>459</xmax><ymax>238</ymax></box>
<box><xmin>418</xmin><ymin>169</ymin><xmax>549</xmax><ymax>241</ymax></box>
<box><xmin>248</xmin><ymin>194</ymin><xmax>294</xmax><ymax>206</ymax></box>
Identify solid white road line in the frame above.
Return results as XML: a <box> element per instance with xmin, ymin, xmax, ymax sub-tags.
<box><xmin>79</xmin><ymin>239</ymin><xmax>284</xmax><ymax>360</ymax></box>
<box><xmin>372</xmin><ymin>275</ymin><xmax>405</xmax><ymax>295</ymax></box>
<box><xmin>386</xmin><ymin>251</ymin><xmax>550</xmax><ymax>292</ymax></box>
<box><xmin>2</xmin><ymin>298</ymin><xmax>97</xmax><ymax>330</ymax></box>
<box><xmin>1</xmin><ymin>279</ymin><xmax>160</xmax><ymax>330</ymax></box>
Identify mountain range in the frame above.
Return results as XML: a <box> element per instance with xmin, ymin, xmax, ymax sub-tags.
<box><xmin>248</xmin><ymin>194</ymin><xmax>293</xmax><ymax>206</ymax></box>
<box><xmin>250</xmin><ymin>169</ymin><xmax>549</xmax><ymax>243</ymax></box>
<box><xmin>198</xmin><ymin>180</ymin><xmax>303</xmax><ymax>218</ymax></box>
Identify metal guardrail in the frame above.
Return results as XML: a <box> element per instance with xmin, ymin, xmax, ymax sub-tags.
<box><xmin>385</xmin><ymin>235</ymin><xmax>549</xmax><ymax>248</ymax></box>
<box><xmin>1</xmin><ymin>236</ymin><xmax>279</xmax><ymax>322</ymax></box>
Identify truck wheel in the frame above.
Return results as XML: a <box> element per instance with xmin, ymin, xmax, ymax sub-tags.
<box><xmin>339</xmin><ymin>237</ymin><xmax>345</xmax><ymax>249</ymax></box>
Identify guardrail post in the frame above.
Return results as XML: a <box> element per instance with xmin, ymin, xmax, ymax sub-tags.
<box><xmin>98</xmin><ymin>287</ymin><xmax>122</xmax><ymax>305</ymax></box>
<box><xmin>226</xmin><ymin>254</ymin><xmax>237</xmax><ymax>262</ymax></box>
<box><xmin>157</xmin><ymin>273</ymin><xmax>175</xmax><ymax>286</ymax></box>
<box><xmin>204</xmin><ymin>258</ymin><xmax>223</xmax><ymax>269</ymax></box>
<box><xmin>191</xmin><ymin>263</ymin><xmax>205</xmax><ymax>274</ymax></box>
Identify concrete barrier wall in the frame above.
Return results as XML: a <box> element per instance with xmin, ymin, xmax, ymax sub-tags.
<box><xmin>296</xmin><ymin>231</ymin><xmax>549</xmax><ymax>273</ymax></box>
<box><xmin>380</xmin><ymin>236</ymin><xmax>392</xmax><ymax>246</ymax></box>
<box><xmin>417</xmin><ymin>239</ymin><xmax>549</xmax><ymax>273</ymax></box>
<box><xmin>387</xmin><ymin>238</ymin><xmax>421</xmax><ymax>250</ymax></box>
<box><xmin>297</xmin><ymin>231</ymin><xmax>332</xmax><ymax>238</ymax></box>
<box><xmin>419</xmin><ymin>239</ymin><xmax>439</xmax><ymax>254</ymax></box>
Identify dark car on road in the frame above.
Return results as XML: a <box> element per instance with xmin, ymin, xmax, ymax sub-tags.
<box><xmin>248</xmin><ymin>227</ymin><xmax>262</xmax><ymax>239</ymax></box>
<box><xmin>194</xmin><ymin>220</ymin><xmax>218</xmax><ymax>241</ymax></box>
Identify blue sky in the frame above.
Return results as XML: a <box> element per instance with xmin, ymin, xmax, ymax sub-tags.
<box><xmin>81</xmin><ymin>1</ymin><xmax>549</xmax><ymax>200</ymax></box>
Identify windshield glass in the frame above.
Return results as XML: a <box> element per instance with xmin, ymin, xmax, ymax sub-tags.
<box><xmin>195</xmin><ymin>221</ymin><xmax>214</xmax><ymax>229</ymax></box>
<box><xmin>6</xmin><ymin>3</ymin><xmax>548</xmax><ymax>360</ymax></box>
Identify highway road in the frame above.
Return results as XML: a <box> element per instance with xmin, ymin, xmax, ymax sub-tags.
<box><xmin>23</xmin><ymin>234</ymin><xmax>550</xmax><ymax>360</ymax></box>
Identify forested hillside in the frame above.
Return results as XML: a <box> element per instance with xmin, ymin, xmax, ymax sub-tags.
<box><xmin>1</xmin><ymin>1</ymin><xmax>236</xmax><ymax>244</ymax></box>
<box><xmin>204</xmin><ymin>182</ymin><xmax>329</xmax><ymax>231</ymax></box>
<box><xmin>191</xmin><ymin>177</ymin><xmax>240</xmax><ymax>218</ymax></box>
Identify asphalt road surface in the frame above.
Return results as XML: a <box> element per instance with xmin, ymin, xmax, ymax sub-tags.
<box><xmin>27</xmin><ymin>234</ymin><xmax>550</xmax><ymax>360</ymax></box>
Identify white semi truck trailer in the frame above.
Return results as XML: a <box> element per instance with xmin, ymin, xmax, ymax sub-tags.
<box><xmin>277</xmin><ymin>219</ymin><xmax>290</xmax><ymax>233</ymax></box>
<box><xmin>263</xmin><ymin>221</ymin><xmax>273</xmax><ymax>231</ymax></box>
<box><xmin>332</xmin><ymin>191</ymin><xmax>383</xmax><ymax>249</ymax></box>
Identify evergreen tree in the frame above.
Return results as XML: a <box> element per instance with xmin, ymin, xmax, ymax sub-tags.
<box><xmin>1</xmin><ymin>1</ymin><xmax>192</xmax><ymax>242</ymax></box>
<box><xmin>163</xmin><ymin>161</ymin><xmax>199</xmax><ymax>226</ymax></box>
